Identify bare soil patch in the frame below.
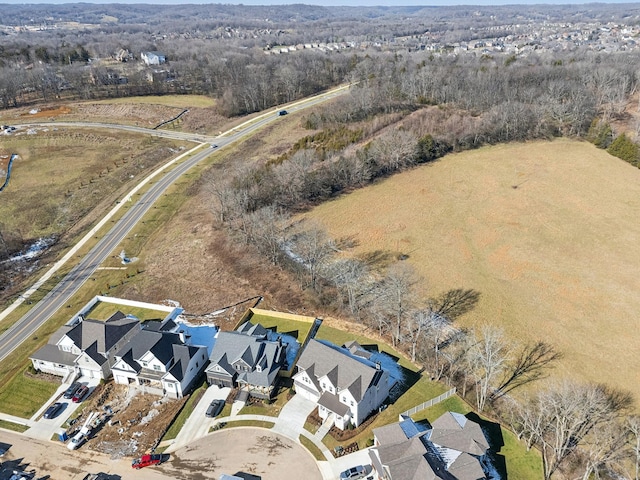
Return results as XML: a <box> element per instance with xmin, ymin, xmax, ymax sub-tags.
<box><xmin>69</xmin><ymin>383</ymin><xmax>186</xmax><ymax>458</ymax></box>
<box><xmin>301</xmin><ymin>138</ymin><xmax>640</xmax><ymax>402</ymax></box>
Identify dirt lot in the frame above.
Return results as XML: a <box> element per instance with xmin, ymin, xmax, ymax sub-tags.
<box><xmin>1</xmin><ymin>427</ymin><xmax>322</xmax><ymax>480</ymax></box>
<box><xmin>69</xmin><ymin>383</ymin><xmax>186</xmax><ymax>458</ymax></box>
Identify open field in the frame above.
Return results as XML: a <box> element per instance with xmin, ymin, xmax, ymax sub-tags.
<box><xmin>0</xmin><ymin>128</ymin><xmax>188</xmax><ymax>247</ymax></box>
<box><xmin>85</xmin><ymin>300</ymin><xmax>169</xmax><ymax>322</ymax></box>
<box><xmin>301</xmin><ymin>138</ymin><xmax>640</xmax><ymax>402</ymax></box>
<box><xmin>89</xmin><ymin>94</ymin><xmax>216</xmax><ymax>109</ymax></box>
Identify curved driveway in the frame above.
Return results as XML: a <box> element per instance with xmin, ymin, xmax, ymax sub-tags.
<box><xmin>0</xmin><ymin>84</ymin><xmax>351</xmax><ymax>363</ymax></box>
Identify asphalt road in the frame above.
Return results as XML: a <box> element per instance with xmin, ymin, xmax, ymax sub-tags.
<box><xmin>0</xmin><ymin>85</ymin><xmax>350</xmax><ymax>364</ymax></box>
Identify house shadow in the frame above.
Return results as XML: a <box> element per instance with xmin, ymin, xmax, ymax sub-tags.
<box><xmin>466</xmin><ymin>412</ymin><xmax>507</xmax><ymax>479</ymax></box>
<box><xmin>388</xmin><ymin>365</ymin><xmax>421</xmax><ymax>404</ymax></box>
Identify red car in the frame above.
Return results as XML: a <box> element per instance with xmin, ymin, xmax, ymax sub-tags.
<box><xmin>132</xmin><ymin>454</ymin><xmax>163</xmax><ymax>469</ymax></box>
<box><xmin>71</xmin><ymin>385</ymin><xmax>89</xmax><ymax>403</ymax></box>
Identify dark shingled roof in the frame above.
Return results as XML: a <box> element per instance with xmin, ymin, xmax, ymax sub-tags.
<box><xmin>64</xmin><ymin>311</ymin><xmax>138</xmax><ymax>355</ymax></box>
<box><xmin>205</xmin><ymin>329</ymin><xmax>286</xmax><ymax>388</ymax></box>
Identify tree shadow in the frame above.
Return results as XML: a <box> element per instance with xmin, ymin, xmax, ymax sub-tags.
<box><xmin>430</xmin><ymin>288</ymin><xmax>481</xmax><ymax>320</ymax></box>
<box><xmin>466</xmin><ymin>412</ymin><xmax>507</xmax><ymax>480</ymax></box>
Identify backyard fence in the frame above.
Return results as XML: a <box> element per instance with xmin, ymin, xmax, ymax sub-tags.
<box><xmin>401</xmin><ymin>387</ymin><xmax>457</xmax><ymax>417</ymax></box>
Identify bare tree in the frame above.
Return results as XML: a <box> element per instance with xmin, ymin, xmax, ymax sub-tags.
<box><xmin>467</xmin><ymin>325</ymin><xmax>509</xmax><ymax>412</ymax></box>
<box><xmin>327</xmin><ymin>257</ymin><xmax>369</xmax><ymax>317</ymax></box>
<box><xmin>288</xmin><ymin>222</ymin><xmax>336</xmax><ymax>291</ymax></box>
<box><xmin>580</xmin><ymin>419</ymin><xmax>630</xmax><ymax>480</ymax></box>
<box><xmin>629</xmin><ymin>416</ymin><xmax>640</xmax><ymax>480</ymax></box>
<box><xmin>371</xmin><ymin>262</ymin><xmax>419</xmax><ymax>347</ymax></box>
<box><xmin>243</xmin><ymin>205</ymin><xmax>290</xmax><ymax>265</ymax></box>
<box><xmin>528</xmin><ymin>381</ymin><xmax>633</xmax><ymax>480</ymax></box>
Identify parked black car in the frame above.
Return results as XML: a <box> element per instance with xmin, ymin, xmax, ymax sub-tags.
<box><xmin>43</xmin><ymin>402</ymin><xmax>64</xmax><ymax>419</ymax></box>
<box><xmin>63</xmin><ymin>382</ymin><xmax>81</xmax><ymax>399</ymax></box>
<box><xmin>205</xmin><ymin>399</ymin><xmax>225</xmax><ymax>418</ymax></box>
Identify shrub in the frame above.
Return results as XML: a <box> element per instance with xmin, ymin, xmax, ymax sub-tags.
<box><xmin>608</xmin><ymin>133</ymin><xmax>639</xmax><ymax>165</ymax></box>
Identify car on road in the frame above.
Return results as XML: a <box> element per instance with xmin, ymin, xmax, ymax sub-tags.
<box><xmin>63</xmin><ymin>382</ymin><xmax>82</xmax><ymax>399</ymax></box>
<box><xmin>132</xmin><ymin>454</ymin><xmax>164</xmax><ymax>469</ymax></box>
<box><xmin>71</xmin><ymin>385</ymin><xmax>89</xmax><ymax>403</ymax></box>
<box><xmin>205</xmin><ymin>399</ymin><xmax>224</xmax><ymax>418</ymax></box>
<box><xmin>278</xmin><ymin>109</ymin><xmax>288</xmax><ymax>116</ymax></box>
<box><xmin>210</xmin><ymin>144</ymin><xmax>218</xmax><ymax>149</ymax></box>
<box><xmin>43</xmin><ymin>402</ymin><xmax>64</xmax><ymax>419</ymax></box>
<box><xmin>339</xmin><ymin>465</ymin><xmax>368</xmax><ymax>480</ymax></box>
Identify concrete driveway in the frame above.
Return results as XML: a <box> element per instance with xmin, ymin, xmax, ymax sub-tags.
<box><xmin>165</xmin><ymin>385</ymin><xmax>231</xmax><ymax>452</ymax></box>
<box><xmin>23</xmin><ymin>376</ymin><xmax>100</xmax><ymax>441</ymax></box>
<box><xmin>272</xmin><ymin>393</ymin><xmax>316</xmax><ymax>438</ymax></box>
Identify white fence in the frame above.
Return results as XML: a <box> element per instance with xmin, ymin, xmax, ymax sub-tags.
<box><xmin>400</xmin><ymin>387</ymin><xmax>457</xmax><ymax>417</ymax></box>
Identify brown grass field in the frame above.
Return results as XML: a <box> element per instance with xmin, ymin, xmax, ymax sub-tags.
<box><xmin>300</xmin><ymin>138</ymin><xmax>640</xmax><ymax>402</ymax></box>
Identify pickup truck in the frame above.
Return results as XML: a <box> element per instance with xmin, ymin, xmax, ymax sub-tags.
<box><xmin>132</xmin><ymin>454</ymin><xmax>164</xmax><ymax>469</ymax></box>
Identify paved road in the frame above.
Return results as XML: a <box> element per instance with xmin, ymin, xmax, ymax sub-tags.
<box><xmin>0</xmin><ymin>84</ymin><xmax>351</xmax><ymax>364</ymax></box>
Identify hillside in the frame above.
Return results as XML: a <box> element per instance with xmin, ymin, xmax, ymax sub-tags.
<box><xmin>301</xmin><ymin>138</ymin><xmax>640</xmax><ymax>401</ymax></box>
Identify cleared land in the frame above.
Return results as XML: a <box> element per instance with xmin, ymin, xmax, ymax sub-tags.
<box><xmin>301</xmin><ymin>138</ymin><xmax>640</xmax><ymax>402</ymax></box>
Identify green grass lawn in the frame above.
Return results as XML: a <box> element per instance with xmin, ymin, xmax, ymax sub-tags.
<box><xmin>315</xmin><ymin>324</ymin><xmax>417</xmax><ymax>370</ymax></box>
<box><xmin>218</xmin><ymin>420</ymin><xmax>275</xmax><ymax>430</ymax></box>
<box><xmin>243</xmin><ymin>310</ymin><xmax>314</xmax><ymax>341</ymax></box>
<box><xmin>0</xmin><ymin>367</ymin><xmax>60</xmax><ymax>418</ymax></box>
<box><xmin>85</xmin><ymin>300</ymin><xmax>170</xmax><ymax>322</ymax></box>
<box><xmin>0</xmin><ymin>419</ymin><xmax>29</xmax><ymax>432</ymax></box>
<box><xmin>239</xmin><ymin>389</ymin><xmax>290</xmax><ymax>417</ymax></box>
<box><xmin>299</xmin><ymin>435</ymin><xmax>326</xmax><ymax>461</ymax></box>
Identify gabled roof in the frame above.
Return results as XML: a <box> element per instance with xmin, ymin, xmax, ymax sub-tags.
<box><xmin>296</xmin><ymin>340</ymin><xmax>384</xmax><ymax>402</ymax></box>
<box><xmin>30</xmin><ymin>343</ymin><xmax>77</xmax><ymax>366</ymax></box>
<box><xmin>205</xmin><ymin>328</ymin><xmax>286</xmax><ymax>388</ymax></box>
<box><xmin>430</xmin><ymin>412</ymin><xmax>489</xmax><ymax>456</ymax></box>
<box><xmin>168</xmin><ymin>344</ymin><xmax>204</xmax><ymax>382</ymax></box>
<box><xmin>115</xmin><ymin>329</ymin><xmax>181</xmax><ymax>366</ymax></box>
<box><xmin>64</xmin><ymin>312</ymin><xmax>138</xmax><ymax>354</ymax></box>
<box><xmin>373</xmin><ymin>414</ymin><xmax>490</xmax><ymax>480</ymax></box>
<box><xmin>236</xmin><ymin>320</ymin><xmax>268</xmax><ymax>338</ymax></box>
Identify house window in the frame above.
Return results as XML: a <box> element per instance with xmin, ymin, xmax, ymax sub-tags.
<box><xmin>322</xmin><ymin>383</ymin><xmax>326</xmax><ymax>390</ymax></box>
<box><xmin>350</xmin><ymin>401</ymin><xmax>354</xmax><ymax>406</ymax></box>
<box><xmin>153</xmin><ymin>365</ymin><xmax>161</xmax><ymax>371</ymax></box>
<box><xmin>196</xmin><ymin>362</ymin><xmax>199</xmax><ymax>368</ymax></box>
<box><xmin>166</xmin><ymin>383</ymin><xmax>174</xmax><ymax>389</ymax></box>
<box><xmin>342</xmin><ymin>396</ymin><xmax>347</xmax><ymax>402</ymax></box>
<box><xmin>141</xmin><ymin>361</ymin><xmax>148</xmax><ymax>367</ymax></box>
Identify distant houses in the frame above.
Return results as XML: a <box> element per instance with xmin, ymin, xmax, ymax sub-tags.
<box><xmin>141</xmin><ymin>51</ymin><xmax>166</xmax><ymax>66</ymax></box>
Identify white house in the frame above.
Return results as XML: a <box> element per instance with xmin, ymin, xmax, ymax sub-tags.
<box><xmin>293</xmin><ymin>339</ymin><xmax>391</xmax><ymax>429</ymax></box>
<box><xmin>30</xmin><ymin>311</ymin><xmax>140</xmax><ymax>381</ymax></box>
<box><xmin>141</xmin><ymin>51</ymin><xmax>166</xmax><ymax>66</ymax></box>
<box><xmin>111</xmin><ymin>325</ymin><xmax>208</xmax><ymax>399</ymax></box>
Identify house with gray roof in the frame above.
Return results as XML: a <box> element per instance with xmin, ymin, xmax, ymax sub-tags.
<box><xmin>111</xmin><ymin>327</ymin><xmax>208</xmax><ymax>399</ymax></box>
<box><xmin>205</xmin><ymin>321</ymin><xmax>287</xmax><ymax>399</ymax></box>
<box><xmin>30</xmin><ymin>311</ymin><xmax>140</xmax><ymax>381</ymax></box>
<box><xmin>292</xmin><ymin>339</ymin><xmax>391</xmax><ymax>429</ymax></box>
<box><xmin>369</xmin><ymin>413</ymin><xmax>491</xmax><ymax>480</ymax></box>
